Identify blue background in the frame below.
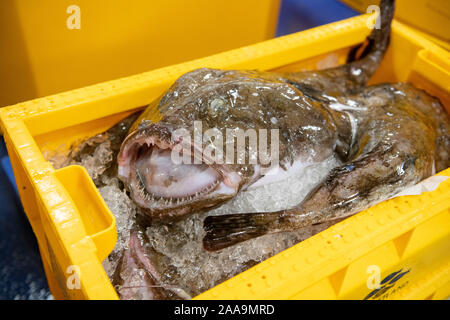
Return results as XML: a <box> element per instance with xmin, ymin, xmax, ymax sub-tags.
<box><xmin>0</xmin><ymin>0</ymin><xmax>358</xmax><ymax>299</ymax></box>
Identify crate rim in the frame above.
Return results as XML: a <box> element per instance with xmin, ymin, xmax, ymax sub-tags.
<box><xmin>0</xmin><ymin>13</ymin><xmax>449</xmax><ymax>300</ymax></box>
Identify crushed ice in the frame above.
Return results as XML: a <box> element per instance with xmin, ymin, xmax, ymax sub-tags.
<box><xmin>45</xmin><ymin>135</ymin><xmax>341</xmax><ymax>299</ymax></box>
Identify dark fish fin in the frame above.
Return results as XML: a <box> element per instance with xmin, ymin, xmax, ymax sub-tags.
<box><xmin>368</xmin><ymin>0</ymin><xmax>395</xmax><ymax>54</ymax></box>
<box><xmin>203</xmin><ymin>213</ymin><xmax>348</xmax><ymax>251</ymax></box>
<box><xmin>203</xmin><ymin>212</ymin><xmax>282</xmax><ymax>251</ymax></box>
<box><xmin>344</xmin><ymin>0</ymin><xmax>395</xmax><ymax>86</ymax></box>
<box><xmin>283</xmin><ymin>0</ymin><xmax>395</xmax><ymax>95</ymax></box>
<box><xmin>347</xmin><ymin>0</ymin><xmax>394</xmax><ymax>63</ymax></box>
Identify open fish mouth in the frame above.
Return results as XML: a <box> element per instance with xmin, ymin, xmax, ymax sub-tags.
<box><xmin>117</xmin><ymin>123</ymin><xmax>240</xmax><ymax>218</ymax></box>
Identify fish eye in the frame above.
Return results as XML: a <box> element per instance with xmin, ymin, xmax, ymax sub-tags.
<box><xmin>208</xmin><ymin>98</ymin><xmax>228</xmax><ymax>116</ymax></box>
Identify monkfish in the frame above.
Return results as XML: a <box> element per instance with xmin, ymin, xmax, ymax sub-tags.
<box><xmin>116</xmin><ymin>0</ymin><xmax>450</xmax><ymax>251</ymax></box>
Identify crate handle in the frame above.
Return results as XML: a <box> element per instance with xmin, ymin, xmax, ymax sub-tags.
<box><xmin>53</xmin><ymin>165</ymin><xmax>117</xmax><ymax>261</ymax></box>
<box><xmin>411</xmin><ymin>49</ymin><xmax>450</xmax><ymax>92</ymax></box>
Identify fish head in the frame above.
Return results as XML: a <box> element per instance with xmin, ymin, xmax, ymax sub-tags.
<box><xmin>118</xmin><ymin>68</ymin><xmax>291</xmax><ymax>219</ymax></box>
<box><xmin>117</xmin><ymin>121</ymin><xmax>242</xmax><ymax>219</ymax></box>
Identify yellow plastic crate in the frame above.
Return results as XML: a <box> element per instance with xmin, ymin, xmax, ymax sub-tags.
<box><xmin>409</xmin><ymin>28</ymin><xmax>450</xmax><ymax>52</ymax></box>
<box><xmin>0</xmin><ymin>14</ymin><xmax>449</xmax><ymax>300</ymax></box>
<box><xmin>0</xmin><ymin>0</ymin><xmax>280</xmax><ymax>107</ymax></box>
<box><xmin>340</xmin><ymin>0</ymin><xmax>450</xmax><ymax>50</ymax></box>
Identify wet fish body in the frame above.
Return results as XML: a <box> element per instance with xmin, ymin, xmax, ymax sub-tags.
<box><xmin>115</xmin><ymin>0</ymin><xmax>450</xmax><ymax>250</ymax></box>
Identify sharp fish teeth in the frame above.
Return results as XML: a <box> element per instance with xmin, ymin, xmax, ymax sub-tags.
<box><xmin>137</xmin><ymin>176</ymin><xmax>222</xmax><ymax>206</ymax></box>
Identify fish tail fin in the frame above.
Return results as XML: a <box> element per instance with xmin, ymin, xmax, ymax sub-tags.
<box><xmin>345</xmin><ymin>0</ymin><xmax>395</xmax><ymax>87</ymax></box>
<box><xmin>283</xmin><ymin>1</ymin><xmax>395</xmax><ymax>95</ymax></box>
<box><xmin>203</xmin><ymin>212</ymin><xmax>283</xmax><ymax>251</ymax></box>
<box><xmin>347</xmin><ymin>0</ymin><xmax>395</xmax><ymax>63</ymax></box>
<box><xmin>371</xmin><ymin>0</ymin><xmax>395</xmax><ymax>53</ymax></box>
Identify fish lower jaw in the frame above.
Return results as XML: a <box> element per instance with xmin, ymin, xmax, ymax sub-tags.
<box><xmin>130</xmin><ymin>179</ymin><xmax>238</xmax><ymax>218</ymax></box>
<box><xmin>135</xmin><ymin>179</ymin><xmax>221</xmax><ymax>207</ymax></box>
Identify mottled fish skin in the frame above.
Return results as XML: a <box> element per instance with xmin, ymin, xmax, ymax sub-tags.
<box><xmin>204</xmin><ymin>82</ymin><xmax>450</xmax><ymax>250</ymax></box>
<box><xmin>282</xmin><ymin>0</ymin><xmax>394</xmax><ymax>96</ymax></box>
<box><xmin>118</xmin><ymin>0</ymin><xmax>396</xmax><ymax>219</ymax></box>
<box><xmin>117</xmin><ymin>0</ymin><xmax>448</xmax><ymax>249</ymax></box>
